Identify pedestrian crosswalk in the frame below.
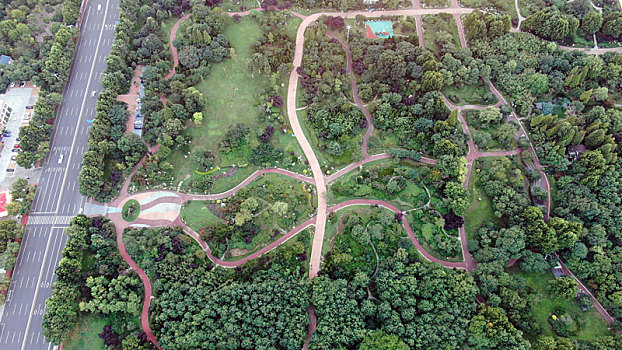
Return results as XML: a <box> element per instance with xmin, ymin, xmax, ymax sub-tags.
<box><xmin>27</xmin><ymin>215</ymin><xmax>73</xmax><ymax>226</ymax></box>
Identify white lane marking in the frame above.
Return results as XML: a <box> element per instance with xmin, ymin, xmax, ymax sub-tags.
<box><xmin>20</xmin><ymin>228</ymin><xmax>56</xmax><ymax>350</ymax></box>
<box><xmin>55</xmin><ymin>0</ymin><xmax>110</xmax><ymax>214</ymax></box>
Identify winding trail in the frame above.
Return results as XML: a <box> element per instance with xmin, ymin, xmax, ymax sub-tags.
<box><xmin>327</xmin><ymin>31</ymin><xmax>374</xmax><ymax>158</ymax></box>
<box><xmin>164</xmin><ymin>13</ymin><xmax>191</xmax><ymax>80</ymax></box>
<box><xmin>114</xmin><ymin>224</ymin><xmax>163</xmax><ymax>350</ymax></box>
<box><xmin>328</xmin><ymin>199</ymin><xmax>467</xmax><ymax>269</ymax></box>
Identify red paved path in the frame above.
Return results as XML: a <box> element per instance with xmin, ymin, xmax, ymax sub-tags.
<box><xmin>114</xmin><ymin>223</ymin><xmax>163</xmax><ymax>350</ymax></box>
<box><xmin>164</xmin><ymin>13</ymin><xmax>191</xmax><ymax>80</ymax></box>
<box><xmin>328</xmin><ymin>199</ymin><xmax>467</xmax><ymax>269</ymax></box>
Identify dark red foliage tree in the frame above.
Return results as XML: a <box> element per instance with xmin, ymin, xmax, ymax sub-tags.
<box><xmin>443</xmin><ymin>213</ymin><xmax>465</xmax><ymax>230</ymax></box>
<box><xmin>325</xmin><ymin>16</ymin><xmax>345</xmax><ymax>30</ymax></box>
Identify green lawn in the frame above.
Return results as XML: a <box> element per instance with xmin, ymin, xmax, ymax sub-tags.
<box><xmin>465</xmin><ymin>159</ymin><xmax>503</xmax><ymax>243</ymax></box>
<box><xmin>122</xmin><ymin>199</ymin><xmax>140</xmax><ymax>222</ymax></box>
<box><xmin>180</xmin><ymin>200</ymin><xmax>225</xmax><ymax>232</ymax></box>
<box><xmin>328</xmin><ymin>158</ymin><xmax>431</xmax><ymax>210</ymax></box>
<box><xmin>510</xmin><ymin>267</ymin><xmax>612</xmax><ymax>341</ymax></box>
<box><xmin>63</xmin><ymin>314</ymin><xmax>107</xmax><ymax>350</ymax></box>
<box><xmin>460</xmin><ymin>0</ymin><xmax>518</xmax><ymax>20</ymax></box>
<box><xmin>164</xmin><ymin>15</ymin><xmax>307</xmax><ymax>192</ymax></box>
<box><xmin>219</xmin><ymin>0</ymin><xmax>261</xmax><ymax>11</ymax></box>
<box><xmin>421</xmin><ymin>0</ymin><xmax>450</xmax><ymax>7</ymax></box>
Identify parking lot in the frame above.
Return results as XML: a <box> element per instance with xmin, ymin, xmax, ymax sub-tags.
<box><xmin>0</xmin><ymin>85</ymin><xmax>41</xmax><ymax>189</ymax></box>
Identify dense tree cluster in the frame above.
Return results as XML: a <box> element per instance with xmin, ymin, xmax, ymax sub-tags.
<box><xmin>78</xmin><ymin>0</ymin><xmax>232</xmax><ymax>200</ymax></box>
<box><xmin>17</xmin><ymin>24</ymin><xmax>78</xmax><ymax>167</ymax></box>
<box><xmin>43</xmin><ymin>216</ymin><xmax>146</xmax><ymax>346</ymax></box>
<box><xmin>311</xmin><ymin>249</ymin><xmax>478</xmax><ymax>349</ymax></box>
<box><xmin>520</xmin><ymin>1</ymin><xmax>622</xmax><ymax>44</ymax></box>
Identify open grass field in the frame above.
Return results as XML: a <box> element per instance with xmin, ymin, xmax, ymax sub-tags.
<box><xmin>442</xmin><ymin>83</ymin><xmax>498</xmax><ymax>106</ymax></box>
<box><xmin>421</xmin><ymin>0</ymin><xmax>450</xmax><ymax>7</ymax></box>
<box><xmin>509</xmin><ymin>267</ymin><xmax>612</xmax><ymax>341</ymax></box>
<box><xmin>465</xmin><ymin>162</ymin><xmax>501</xmax><ymax>243</ymax></box>
<box><xmin>422</xmin><ymin>13</ymin><xmax>460</xmax><ymax>57</ymax></box>
<box><xmin>63</xmin><ymin>314</ymin><xmax>107</xmax><ymax>350</ymax></box>
<box><xmin>162</xmin><ymin>15</ymin><xmax>306</xmax><ymax>192</ymax></box>
<box><xmin>460</xmin><ymin>0</ymin><xmax>518</xmax><ymax>20</ymax></box>
<box><xmin>220</xmin><ymin>0</ymin><xmax>262</xmax><ymax>11</ymax></box>
<box><xmin>180</xmin><ymin>200</ymin><xmax>225</xmax><ymax>232</ymax></box>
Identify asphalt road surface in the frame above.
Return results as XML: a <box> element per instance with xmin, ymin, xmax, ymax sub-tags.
<box><xmin>0</xmin><ymin>0</ymin><xmax>119</xmax><ymax>348</ymax></box>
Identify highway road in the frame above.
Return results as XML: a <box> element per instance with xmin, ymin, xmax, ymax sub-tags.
<box><xmin>0</xmin><ymin>0</ymin><xmax>119</xmax><ymax>348</ymax></box>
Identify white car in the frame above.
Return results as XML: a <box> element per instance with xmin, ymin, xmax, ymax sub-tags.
<box><xmin>58</xmin><ymin>154</ymin><xmax>64</xmax><ymax>164</ymax></box>
<box><xmin>98</xmin><ymin>4</ymin><xmax>102</xmax><ymax>10</ymax></box>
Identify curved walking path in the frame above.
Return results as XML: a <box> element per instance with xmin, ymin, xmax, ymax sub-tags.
<box><xmin>514</xmin><ymin>0</ymin><xmax>525</xmax><ymax>29</ymax></box>
<box><xmin>114</xmin><ymin>224</ymin><xmax>163</xmax><ymax>350</ymax></box>
<box><xmin>164</xmin><ymin>13</ymin><xmax>191</xmax><ymax>80</ymax></box>
<box><xmin>327</xmin><ymin>31</ymin><xmax>374</xmax><ymax>158</ymax></box>
<box><xmin>327</xmin><ymin>199</ymin><xmax>467</xmax><ymax>269</ymax></box>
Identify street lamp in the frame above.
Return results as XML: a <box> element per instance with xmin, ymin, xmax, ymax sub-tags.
<box><xmin>346</xmin><ymin>25</ymin><xmax>352</xmax><ymax>42</ymax></box>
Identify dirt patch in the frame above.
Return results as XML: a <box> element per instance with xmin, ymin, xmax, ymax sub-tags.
<box><xmin>213</xmin><ymin>167</ymin><xmax>238</xmax><ymax>181</ymax></box>
<box><xmin>229</xmin><ymin>248</ymin><xmax>249</xmax><ymax>257</ymax></box>
<box><xmin>330</xmin><ymin>213</ymin><xmax>351</xmax><ymax>250</ymax></box>
<box><xmin>207</xmin><ymin>203</ymin><xmax>225</xmax><ymax>219</ymax></box>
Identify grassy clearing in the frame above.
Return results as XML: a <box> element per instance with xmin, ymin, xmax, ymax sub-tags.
<box><xmin>164</xmin><ymin>16</ymin><xmax>307</xmax><ymax>192</ymax></box>
<box><xmin>297</xmin><ymin>108</ymin><xmax>365</xmax><ymax>171</ymax></box>
<box><xmin>193</xmin><ymin>173</ymin><xmax>316</xmax><ymax>260</ymax></box>
<box><xmin>63</xmin><ymin>314</ymin><xmax>107</xmax><ymax>350</ymax></box>
<box><xmin>421</xmin><ymin>0</ymin><xmax>450</xmax><ymax>7</ymax></box>
<box><xmin>328</xmin><ymin>158</ymin><xmax>431</xmax><ymax>210</ymax></box>
<box><xmin>422</xmin><ymin>13</ymin><xmax>460</xmax><ymax>57</ymax></box>
<box><xmin>510</xmin><ymin>267</ymin><xmax>611</xmax><ymax>341</ymax></box>
<box><xmin>442</xmin><ymin>83</ymin><xmax>498</xmax><ymax>106</ymax></box>
<box><xmin>219</xmin><ymin>0</ymin><xmax>261</xmax><ymax>11</ymax></box>
<box><xmin>465</xmin><ymin>162</ymin><xmax>501</xmax><ymax>243</ymax></box>
<box><xmin>180</xmin><ymin>200</ymin><xmax>225</xmax><ymax>232</ymax></box>
<box><xmin>160</xmin><ymin>17</ymin><xmax>179</xmax><ymax>45</ymax></box>
<box><xmin>460</xmin><ymin>0</ymin><xmax>518</xmax><ymax>20</ymax></box>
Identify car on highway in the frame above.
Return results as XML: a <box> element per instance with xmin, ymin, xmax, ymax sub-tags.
<box><xmin>98</xmin><ymin>3</ymin><xmax>102</xmax><ymax>10</ymax></box>
<box><xmin>58</xmin><ymin>154</ymin><xmax>64</xmax><ymax>164</ymax></box>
